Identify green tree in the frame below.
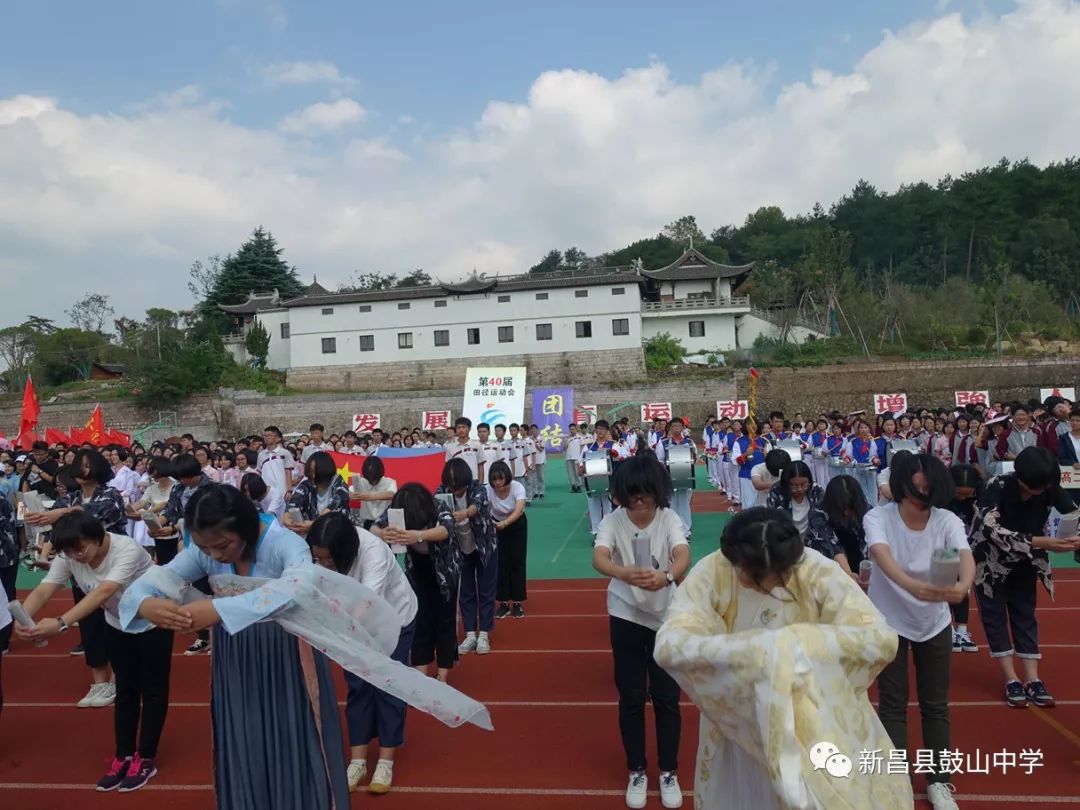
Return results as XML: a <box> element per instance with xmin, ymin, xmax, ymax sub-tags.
<box><xmin>643</xmin><ymin>333</ymin><xmax>687</xmax><ymax>369</ymax></box>
<box><xmin>340</xmin><ymin>271</ymin><xmax>397</xmax><ymax>292</ymax></box>
<box><xmin>662</xmin><ymin>215</ymin><xmax>706</xmax><ymax>247</ymax></box>
<box><xmin>197</xmin><ymin>228</ymin><xmax>304</xmax><ymax>328</ymax></box>
<box><xmin>31</xmin><ymin>328</ymin><xmax>111</xmax><ymax>385</ymax></box>
<box><xmin>65</xmin><ymin>292</ymin><xmax>115</xmax><ymax>334</ymax></box>
<box><xmin>0</xmin><ymin>324</ymin><xmax>37</xmax><ymax>391</ymax></box>
<box><xmin>245</xmin><ymin>321</ymin><xmax>271</xmax><ymax>367</ymax></box>
<box><xmin>396</xmin><ymin>269</ymin><xmax>432</xmax><ymax>288</ymax></box>
<box><xmin>529</xmin><ymin>249</ymin><xmax>563</xmax><ymax>274</ymax></box>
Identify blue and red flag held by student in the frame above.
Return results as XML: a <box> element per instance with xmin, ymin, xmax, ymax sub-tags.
<box><xmin>329</xmin><ymin>447</ymin><xmax>445</xmax><ymax>499</ymax></box>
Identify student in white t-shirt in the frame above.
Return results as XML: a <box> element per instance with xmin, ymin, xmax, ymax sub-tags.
<box><xmin>565</xmin><ymin>423</ymin><xmax>584</xmax><ymax>493</ymax></box>
<box><xmin>18</xmin><ymin>512</ymin><xmax>170</xmax><ymax>793</ymax></box>
<box><xmin>487</xmin><ymin>460</ymin><xmax>528</xmax><ymax>619</ymax></box>
<box><xmin>475</xmin><ymin>423</ymin><xmax>501</xmax><ymax>478</ymax></box>
<box><xmin>353</xmin><ymin>455</ymin><xmax>398</xmax><ymax>530</ymax></box>
<box><xmin>864</xmin><ymin>453</ymin><xmax>974</xmax><ymax>810</ymax></box>
<box><xmin>257</xmin><ymin>425</ymin><xmax>294</xmax><ymax>500</ymax></box>
<box><xmin>592</xmin><ymin>455</ymin><xmax>691</xmax><ymax>810</ymax></box>
<box><xmin>444</xmin><ymin>417</ymin><xmax>484</xmax><ymax>483</ymax></box>
<box><xmin>750</xmin><ymin>449</ymin><xmax>790</xmax><ymax>507</ymax></box>
<box><xmin>307</xmin><ymin>512</ymin><xmax>417</xmax><ymax>795</ymax></box>
<box><xmin>528</xmin><ymin>424</ymin><xmax>547</xmax><ymax>499</ymax></box>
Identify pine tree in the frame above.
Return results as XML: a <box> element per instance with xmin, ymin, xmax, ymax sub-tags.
<box><xmin>203</xmin><ymin>227</ymin><xmax>305</xmax><ymax>310</ymax></box>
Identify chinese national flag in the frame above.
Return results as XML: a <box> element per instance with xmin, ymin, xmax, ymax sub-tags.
<box><xmin>85</xmin><ymin>404</ymin><xmax>106</xmax><ymax>445</ymax></box>
<box><xmin>330</xmin><ymin>448</ymin><xmax>446</xmax><ymax>502</ymax></box>
<box><xmin>18</xmin><ymin>375</ymin><xmax>41</xmax><ymax>438</ymax></box>
<box><xmin>69</xmin><ymin>426</ymin><xmax>93</xmax><ymax>445</ymax></box>
<box><xmin>104</xmin><ymin>428</ymin><xmax>132</xmax><ymax>448</ymax></box>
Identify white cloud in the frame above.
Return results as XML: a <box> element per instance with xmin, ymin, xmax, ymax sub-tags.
<box><xmin>262</xmin><ymin>60</ymin><xmax>356</xmax><ymax>89</ymax></box>
<box><xmin>279</xmin><ymin>98</ymin><xmax>366</xmax><ymax>133</ymax></box>
<box><xmin>2</xmin><ymin>0</ymin><xmax>1080</xmax><ymax>326</ymax></box>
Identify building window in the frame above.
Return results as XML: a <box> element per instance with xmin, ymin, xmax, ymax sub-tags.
<box><xmin>398</xmin><ymin>302</ymin><xmax>410</xmax><ymax>310</ymax></box>
<box><xmin>321</xmin><ymin>307</ymin><xmax>334</xmax><ymax>315</ymax></box>
<box><xmin>434</xmin><ymin>329</ymin><xmax>450</xmax><ymax>347</ymax></box>
<box><xmin>498</xmin><ymin>326</ymin><xmax>514</xmax><ymax>343</ymax></box>
<box><xmin>536</xmin><ymin>292</ymin><xmax>549</xmax><ymax>301</ymax></box>
<box><xmin>467</xmin><ymin>328</ymin><xmax>480</xmax><ymax>345</ymax></box>
<box><xmin>434</xmin><ymin>300</ymin><xmax>447</xmax><ymax>308</ymax></box>
<box><xmin>612</xmin><ymin>318</ymin><xmax>630</xmax><ymax>336</ymax></box>
<box><xmin>398</xmin><ymin>332</ymin><xmax>413</xmax><ymax>349</ymax></box>
<box><xmin>575</xmin><ymin>320</ymin><xmax>592</xmax><ymax>338</ymax></box>
<box><xmin>359</xmin><ymin>335</ymin><xmax>374</xmax><ymax>352</ymax></box>
<box><xmin>689</xmin><ymin>320</ymin><xmax>705</xmax><ymax>338</ymax></box>
<box><xmin>321</xmin><ymin>337</ymin><xmax>336</xmax><ymax>354</ymax></box>
<box><xmin>358</xmin><ymin>305</ymin><xmax>371</xmax><ymax>313</ymax></box>
<box><xmin>280</xmin><ymin>323</ymin><xmax>290</xmax><ymax>339</ymax></box>
<box><xmin>612</xmin><ymin>287</ymin><xmax>625</xmax><ymax>296</ymax></box>
<box><xmin>536</xmin><ymin>323</ymin><xmax>552</xmax><ymax>341</ymax></box>
<box><xmin>574</xmin><ymin>290</ymin><xmax>588</xmax><ymax>298</ymax></box>
<box><xmin>498</xmin><ymin>295</ymin><xmax>510</xmax><ymax>303</ymax></box>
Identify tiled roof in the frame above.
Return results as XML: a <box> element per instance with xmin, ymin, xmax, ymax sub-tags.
<box><xmin>641</xmin><ymin>248</ymin><xmax>754</xmax><ymax>282</ymax></box>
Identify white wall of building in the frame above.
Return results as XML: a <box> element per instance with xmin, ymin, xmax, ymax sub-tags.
<box><xmin>256</xmin><ymin>309</ymin><xmax>292</xmax><ymax>371</ymax></box>
<box><xmin>642</xmin><ymin>313</ymin><xmax>739</xmax><ymax>353</ymax></box>
<box><xmin>271</xmin><ymin>284</ymin><xmax>643</xmax><ymax>367</ymax></box>
<box><xmin>735</xmin><ymin>313</ymin><xmax>821</xmax><ymax>347</ymax></box>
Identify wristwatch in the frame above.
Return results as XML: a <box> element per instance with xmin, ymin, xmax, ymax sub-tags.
<box><xmin>665</xmin><ymin>572</ymin><xmax>675</xmax><ymax>586</ymax></box>
<box><xmin>56</xmin><ymin>617</ymin><xmax>70</xmax><ymax>634</ymax></box>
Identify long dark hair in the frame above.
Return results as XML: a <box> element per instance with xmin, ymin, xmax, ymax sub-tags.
<box><xmin>720</xmin><ymin>507</ymin><xmax>804</xmax><ymax>592</ymax></box>
<box><xmin>823</xmin><ymin>475</ymin><xmax>869</xmax><ymax>532</ymax></box>
<box><xmin>185</xmin><ymin>484</ymin><xmax>262</xmax><ymax>561</ymax></box>
<box><xmin>778</xmin><ymin>460</ymin><xmax>814</xmax><ymax>501</ymax></box>
<box><xmin>307</xmin><ymin>512</ymin><xmax>359</xmax><ymax>573</ymax></box>
<box><xmin>389</xmin><ymin>483</ymin><xmax>440</xmax><ymax>530</ymax></box>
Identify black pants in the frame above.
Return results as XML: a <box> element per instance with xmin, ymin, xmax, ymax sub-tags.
<box><xmin>408</xmin><ymin>553</ymin><xmax>458</xmax><ymax>669</ymax></box>
<box><xmin>72</xmin><ymin>583</ymin><xmax>110</xmax><ymax>669</ymax></box>
<box><xmin>106</xmin><ymin>624</ymin><xmax>174</xmax><ymax>759</ymax></box>
<box><xmin>154</xmin><ymin>536</ymin><xmax>179</xmax><ymax>565</ymax></box>
<box><xmin>950</xmin><ymin>591</ymin><xmax>969</xmax><ymax>625</ymax></box>
<box><xmin>496</xmin><ymin>515</ymin><xmax>528</xmax><ymax>603</ymax></box>
<box><xmin>610</xmin><ymin>615</ymin><xmax>681</xmax><ymax>773</ymax></box>
<box><xmin>975</xmin><ymin>562</ymin><xmax>1039</xmax><ymax>658</ymax></box>
<box><xmin>0</xmin><ymin>563</ymin><xmax>17</xmax><ymax>654</ymax></box>
<box><xmin>876</xmin><ymin>625</ymin><xmax>952</xmax><ymax>784</ymax></box>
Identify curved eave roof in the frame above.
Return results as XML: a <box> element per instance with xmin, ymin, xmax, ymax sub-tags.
<box><xmin>641</xmin><ymin>248</ymin><xmax>755</xmax><ymax>281</ymax></box>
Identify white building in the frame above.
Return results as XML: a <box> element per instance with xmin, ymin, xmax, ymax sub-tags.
<box><xmin>221</xmin><ymin>249</ymin><xmax>820</xmax><ymax>389</ymax></box>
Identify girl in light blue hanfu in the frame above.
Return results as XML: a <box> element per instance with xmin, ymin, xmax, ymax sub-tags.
<box><xmin>120</xmin><ymin>484</ymin><xmax>490</xmax><ymax>810</ymax></box>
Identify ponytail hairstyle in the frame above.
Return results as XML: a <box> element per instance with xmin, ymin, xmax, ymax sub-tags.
<box><xmin>719</xmin><ymin>507</ymin><xmax>804</xmax><ymax>594</ymax></box>
<box><xmin>764</xmin><ymin>449</ymin><xmax>791</xmax><ymax>477</ymax></box>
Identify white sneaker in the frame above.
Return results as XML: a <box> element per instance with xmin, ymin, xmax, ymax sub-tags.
<box><xmin>659</xmin><ymin>771</ymin><xmax>683</xmax><ymax>808</ymax></box>
<box><xmin>625</xmin><ymin>770</ymin><xmax>647</xmax><ymax>809</ymax></box>
<box><xmin>346</xmin><ymin>760</ymin><xmax>366</xmax><ymax>792</ymax></box>
<box><xmin>476</xmin><ymin>632</ymin><xmax>491</xmax><ymax>655</ymax></box>
<box><xmin>458</xmin><ymin>634</ymin><xmax>478</xmax><ymax>654</ymax></box>
<box><xmin>77</xmin><ymin>683</ymin><xmax>102</xmax><ymax>708</ymax></box>
<box><xmin>90</xmin><ymin>681</ymin><xmax>116</xmax><ymax>707</ymax></box>
<box><xmin>368</xmin><ymin>760</ymin><xmax>393</xmax><ymax>794</ymax></box>
<box><xmin>926</xmin><ymin>782</ymin><xmax>959</xmax><ymax>809</ymax></box>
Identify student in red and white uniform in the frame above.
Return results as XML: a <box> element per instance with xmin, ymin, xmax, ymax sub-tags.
<box><xmin>444</xmin><ymin>417</ymin><xmax>484</xmax><ymax>482</ymax></box>
<box><xmin>340</xmin><ymin>430</ymin><xmax>364</xmax><ymax>456</ymax></box>
<box><xmin>582</xmin><ymin>420</ymin><xmax>631</xmax><ymax>535</ymax></box>
<box><xmin>508</xmin><ymin>424</ymin><xmax>533</xmax><ymax>499</ymax></box>
<box><xmin>257</xmin><ymin>426</ymin><xmax>294</xmax><ymax>501</ymax></box>
<box><xmin>493</xmin><ymin>424</ymin><xmax>513</xmax><ymax>467</ymax></box>
<box><xmin>475</xmin><ymin>423</ymin><xmax>501</xmax><ymax>480</ymax></box>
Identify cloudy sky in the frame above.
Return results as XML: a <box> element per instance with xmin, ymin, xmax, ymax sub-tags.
<box><xmin>2</xmin><ymin>0</ymin><xmax>1078</xmax><ymax>326</ymax></box>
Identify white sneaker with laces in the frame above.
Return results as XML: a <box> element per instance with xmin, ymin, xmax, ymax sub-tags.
<box><xmin>346</xmin><ymin>760</ymin><xmax>366</xmax><ymax>792</ymax></box>
<box><xmin>368</xmin><ymin>760</ymin><xmax>393</xmax><ymax>794</ymax></box>
<box><xmin>77</xmin><ymin>683</ymin><xmax>103</xmax><ymax>708</ymax></box>
<box><xmin>926</xmin><ymin>782</ymin><xmax>959</xmax><ymax>809</ymax></box>
<box><xmin>659</xmin><ymin>771</ymin><xmax>683</xmax><ymax>808</ymax></box>
<box><xmin>476</xmin><ymin>632</ymin><xmax>491</xmax><ymax>655</ymax></box>
<box><xmin>90</xmin><ymin>681</ymin><xmax>116</xmax><ymax>707</ymax></box>
<box><xmin>458</xmin><ymin>633</ymin><xmax>478</xmax><ymax>654</ymax></box>
<box><xmin>625</xmin><ymin>770</ymin><xmax>647</xmax><ymax>809</ymax></box>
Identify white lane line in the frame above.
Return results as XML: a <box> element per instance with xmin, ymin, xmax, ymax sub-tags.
<box><xmin>6</xmin><ymin>699</ymin><xmax>1080</xmax><ymax>709</ymax></box>
<box><xmin>0</xmin><ymin>783</ymin><xmax>1076</xmax><ymax>803</ymax></box>
<box><xmin>550</xmin><ymin>510</ymin><xmax>589</xmax><ymax>564</ymax></box>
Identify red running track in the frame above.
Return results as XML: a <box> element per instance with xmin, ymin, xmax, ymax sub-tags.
<box><xmin>3</xmin><ymin>578</ymin><xmax>1080</xmax><ymax>809</ymax></box>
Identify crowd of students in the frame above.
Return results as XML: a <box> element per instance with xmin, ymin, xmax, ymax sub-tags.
<box><xmin>1</xmin><ymin>392</ymin><xmax>1078</xmax><ymax>810</ymax></box>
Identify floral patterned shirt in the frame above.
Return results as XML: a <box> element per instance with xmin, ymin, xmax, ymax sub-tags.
<box><xmin>57</xmin><ymin>484</ymin><xmax>127</xmax><ymax>535</ymax></box>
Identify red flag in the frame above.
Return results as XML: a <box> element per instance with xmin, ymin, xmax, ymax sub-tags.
<box><xmin>329</xmin><ymin>449</ymin><xmax>445</xmax><ymax>499</ymax></box>
<box><xmin>104</xmin><ymin>428</ymin><xmax>132</xmax><ymax>448</ymax></box>
<box><xmin>45</xmin><ymin>428</ymin><xmax>72</xmax><ymax>446</ymax></box>
<box><xmin>18</xmin><ymin>375</ymin><xmax>41</xmax><ymax>437</ymax></box>
<box><xmin>16</xmin><ymin>429</ymin><xmax>41</xmax><ymax>448</ymax></box>
<box><xmin>85</xmin><ymin>404</ymin><xmax>106</xmax><ymax>445</ymax></box>
<box><xmin>69</xmin><ymin>426</ymin><xmax>93</xmax><ymax>445</ymax></box>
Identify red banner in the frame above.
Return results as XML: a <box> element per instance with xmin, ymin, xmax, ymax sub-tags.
<box><xmin>329</xmin><ymin>449</ymin><xmax>445</xmax><ymax>498</ymax></box>
<box><xmin>45</xmin><ymin>428</ymin><xmax>72</xmax><ymax>446</ymax></box>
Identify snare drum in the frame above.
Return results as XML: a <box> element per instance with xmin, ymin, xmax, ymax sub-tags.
<box><xmin>666</xmin><ymin>444</ymin><xmax>696</xmax><ymax>490</ymax></box>
<box><xmin>775</xmin><ymin>440</ymin><xmax>803</xmax><ymax>463</ymax></box>
<box><xmin>887</xmin><ymin>439</ymin><xmax>919</xmax><ymax>463</ymax></box>
<box><xmin>583</xmin><ymin>450</ymin><xmax>613</xmax><ymax>494</ymax></box>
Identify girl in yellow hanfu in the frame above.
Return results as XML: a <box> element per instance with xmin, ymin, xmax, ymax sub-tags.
<box><xmin>655</xmin><ymin>507</ymin><xmax>914</xmax><ymax>810</ymax></box>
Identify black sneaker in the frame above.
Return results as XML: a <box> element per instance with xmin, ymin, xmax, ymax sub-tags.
<box><xmin>1024</xmin><ymin>680</ymin><xmax>1055</xmax><ymax>708</ymax></box>
<box><xmin>495</xmin><ymin>603</ymin><xmax>511</xmax><ymax>620</ymax></box>
<box><xmin>1005</xmin><ymin>680</ymin><xmax>1028</xmax><ymax>708</ymax></box>
<box><xmin>96</xmin><ymin>757</ymin><xmax>132</xmax><ymax>792</ymax></box>
<box><xmin>185</xmin><ymin>638</ymin><xmax>211</xmax><ymax>656</ymax></box>
<box><xmin>118</xmin><ymin>755</ymin><xmax>157</xmax><ymax>793</ymax></box>
<box><xmin>69</xmin><ymin>643</ymin><xmax>85</xmax><ymax>656</ymax></box>
<box><xmin>511</xmin><ymin>602</ymin><xmax>525</xmax><ymax>619</ymax></box>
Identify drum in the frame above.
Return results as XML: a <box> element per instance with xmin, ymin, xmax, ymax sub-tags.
<box><xmin>775</xmin><ymin>439</ymin><xmax>803</xmax><ymax>463</ymax></box>
<box><xmin>666</xmin><ymin>444</ymin><xmax>696</xmax><ymax>490</ymax></box>
<box><xmin>887</xmin><ymin>439</ymin><xmax>919</xmax><ymax>463</ymax></box>
<box><xmin>583</xmin><ymin>450</ymin><xmax>613</xmax><ymax>494</ymax></box>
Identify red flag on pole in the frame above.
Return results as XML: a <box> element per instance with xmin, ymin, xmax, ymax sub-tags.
<box><xmin>45</xmin><ymin>428</ymin><xmax>72</xmax><ymax>446</ymax></box>
<box><xmin>18</xmin><ymin>375</ymin><xmax>41</xmax><ymax>438</ymax></box>
<box><xmin>85</xmin><ymin>404</ymin><xmax>106</xmax><ymax>446</ymax></box>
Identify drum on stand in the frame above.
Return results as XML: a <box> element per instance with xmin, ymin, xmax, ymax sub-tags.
<box><xmin>775</xmin><ymin>439</ymin><xmax>803</xmax><ymax>463</ymax></box>
<box><xmin>666</xmin><ymin>444</ymin><xmax>696</xmax><ymax>490</ymax></box>
<box><xmin>583</xmin><ymin>450</ymin><xmax>613</xmax><ymax>494</ymax></box>
<box><xmin>887</xmin><ymin>439</ymin><xmax>919</xmax><ymax>464</ymax></box>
